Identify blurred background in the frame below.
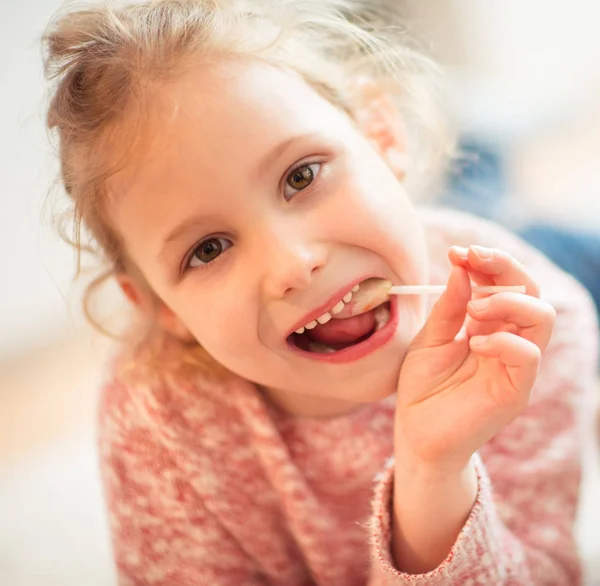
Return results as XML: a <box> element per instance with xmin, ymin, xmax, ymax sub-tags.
<box><xmin>1</xmin><ymin>1</ymin><xmax>599</xmax><ymax>584</ymax></box>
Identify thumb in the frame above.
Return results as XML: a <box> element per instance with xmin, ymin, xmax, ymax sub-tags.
<box><xmin>411</xmin><ymin>267</ymin><xmax>471</xmax><ymax>349</ymax></box>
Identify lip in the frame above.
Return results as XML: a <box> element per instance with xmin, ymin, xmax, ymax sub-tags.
<box><xmin>287</xmin><ymin>274</ymin><xmax>380</xmax><ymax>337</ymax></box>
<box><xmin>287</xmin><ymin>295</ymin><xmax>399</xmax><ymax>364</ymax></box>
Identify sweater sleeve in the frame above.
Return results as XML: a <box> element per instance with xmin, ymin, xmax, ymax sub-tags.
<box><xmin>367</xmin><ymin>211</ymin><xmax>599</xmax><ymax>585</ymax></box>
<box><xmin>98</xmin><ymin>380</ymin><xmax>261</xmax><ymax>586</ymax></box>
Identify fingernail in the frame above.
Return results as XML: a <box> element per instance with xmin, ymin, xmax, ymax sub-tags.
<box><xmin>471</xmin><ymin>245</ymin><xmax>494</xmax><ymax>260</ymax></box>
<box><xmin>453</xmin><ymin>246</ymin><xmax>468</xmax><ymax>259</ymax></box>
<box><xmin>470</xmin><ymin>335</ymin><xmax>488</xmax><ymax>347</ymax></box>
<box><xmin>469</xmin><ymin>298</ymin><xmax>490</xmax><ymax>313</ymax></box>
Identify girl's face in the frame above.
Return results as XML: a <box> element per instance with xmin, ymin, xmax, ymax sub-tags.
<box><xmin>109</xmin><ymin>58</ymin><xmax>429</xmax><ymax>406</ymax></box>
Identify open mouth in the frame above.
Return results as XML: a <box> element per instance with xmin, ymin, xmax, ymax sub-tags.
<box><xmin>286</xmin><ymin>278</ymin><xmax>397</xmax><ymax>362</ymax></box>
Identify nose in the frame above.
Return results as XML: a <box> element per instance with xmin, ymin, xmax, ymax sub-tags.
<box><xmin>261</xmin><ymin>234</ymin><xmax>327</xmax><ymax>299</ymax></box>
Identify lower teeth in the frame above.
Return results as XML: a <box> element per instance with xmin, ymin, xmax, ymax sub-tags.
<box><xmin>374</xmin><ymin>304</ymin><xmax>391</xmax><ymax>331</ymax></box>
<box><xmin>307</xmin><ymin>340</ymin><xmax>336</xmax><ymax>353</ymax></box>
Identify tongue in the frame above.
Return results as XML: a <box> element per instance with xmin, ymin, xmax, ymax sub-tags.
<box><xmin>307</xmin><ymin>310</ymin><xmax>376</xmax><ymax>345</ymax></box>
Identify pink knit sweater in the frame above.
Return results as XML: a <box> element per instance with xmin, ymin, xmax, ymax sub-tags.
<box><xmin>99</xmin><ymin>209</ymin><xmax>598</xmax><ymax>585</ymax></box>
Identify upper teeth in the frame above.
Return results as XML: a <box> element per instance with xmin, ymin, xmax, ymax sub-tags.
<box><xmin>295</xmin><ymin>283</ymin><xmax>360</xmax><ymax>334</ymax></box>
<box><xmin>317</xmin><ymin>313</ymin><xmax>332</xmax><ymax>324</ymax></box>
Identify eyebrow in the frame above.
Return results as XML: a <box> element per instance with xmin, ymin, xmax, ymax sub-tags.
<box><xmin>254</xmin><ymin>132</ymin><xmax>322</xmax><ymax>180</ymax></box>
<box><xmin>159</xmin><ymin>132</ymin><xmax>323</xmax><ymax>260</ymax></box>
<box><xmin>159</xmin><ymin>217</ymin><xmax>215</xmax><ymax>263</ymax></box>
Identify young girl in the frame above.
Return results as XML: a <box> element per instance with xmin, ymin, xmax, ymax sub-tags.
<box><xmin>43</xmin><ymin>1</ymin><xmax>598</xmax><ymax>584</ymax></box>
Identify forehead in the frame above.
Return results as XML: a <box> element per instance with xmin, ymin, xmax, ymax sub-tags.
<box><xmin>116</xmin><ymin>60</ymin><xmax>347</xmax><ymax>178</ymax></box>
<box><xmin>108</xmin><ymin>57</ymin><xmax>350</xmax><ymax>214</ymax></box>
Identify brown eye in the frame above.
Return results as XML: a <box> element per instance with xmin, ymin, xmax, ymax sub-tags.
<box><xmin>188</xmin><ymin>237</ymin><xmax>232</xmax><ymax>269</ymax></box>
<box><xmin>284</xmin><ymin>163</ymin><xmax>321</xmax><ymax>200</ymax></box>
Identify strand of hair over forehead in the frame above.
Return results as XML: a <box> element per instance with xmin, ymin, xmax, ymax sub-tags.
<box><xmin>45</xmin><ymin>0</ymin><xmax>431</xmax><ymax>93</ymax></box>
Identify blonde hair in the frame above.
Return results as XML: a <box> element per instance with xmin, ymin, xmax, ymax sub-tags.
<box><xmin>43</xmin><ymin>0</ymin><xmax>452</xmax><ymax>337</ymax></box>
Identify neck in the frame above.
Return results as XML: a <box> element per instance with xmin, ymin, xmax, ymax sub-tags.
<box><xmin>260</xmin><ymin>386</ymin><xmax>366</xmax><ymax>419</ymax></box>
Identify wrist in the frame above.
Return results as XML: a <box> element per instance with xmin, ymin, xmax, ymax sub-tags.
<box><xmin>393</xmin><ymin>437</ymin><xmax>474</xmax><ymax>481</ymax></box>
<box><xmin>393</xmin><ymin>454</ymin><xmax>478</xmax><ymax>502</ymax></box>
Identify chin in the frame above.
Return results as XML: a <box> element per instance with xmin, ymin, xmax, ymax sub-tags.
<box><xmin>348</xmin><ymin>353</ymin><xmax>405</xmax><ymax>402</ymax></box>
<box><xmin>289</xmin><ymin>342</ymin><xmax>406</xmax><ymax>403</ymax></box>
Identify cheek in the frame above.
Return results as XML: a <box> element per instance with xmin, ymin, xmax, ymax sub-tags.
<box><xmin>352</xmin><ymin>151</ymin><xmax>417</xmax><ymax>224</ymax></box>
<box><xmin>179</xmin><ymin>292</ymin><xmax>262</xmax><ymax>366</ymax></box>
<box><xmin>327</xmin><ymin>156</ymin><xmax>428</xmax><ymax>279</ymax></box>
<box><xmin>329</xmin><ymin>147</ymin><xmax>415</xmax><ymax>229</ymax></box>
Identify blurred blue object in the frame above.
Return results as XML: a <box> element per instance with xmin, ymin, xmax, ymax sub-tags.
<box><xmin>444</xmin><ymin>138</ymin><xmax>507</xmax><ymax>221</ymax></box>
<box><xmin>518</xmin><ymin>224</ymin><xmax>600</xmax><ymax>312</ymax></box>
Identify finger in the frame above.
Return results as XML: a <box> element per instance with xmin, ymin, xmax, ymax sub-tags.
<box><xmin>411</xmin><ymin>266</ymin><xmax>471</xmax><ymax>349</ymax></box>
<box><xmin>448</xmin><ymin>245</ymin><xmax>469</xmax><ymax>267</ymax></box>
<box><xmin>465</xmin><ymin>246</ymin><xmax>540</xmax><ymax>298</ymax></box>
<box><xmin>448</xmin><ymin>246</ymin><xmax>497</xmax><ymax>290</ymax></box>
<box><xmin>467</xmin><ymin>293</ymin><xmax>556</xmax><ymax>351</ymax></box>
<box><xmin>448</xmin><ymin>246</ymin><xmax>540</xmax><ymax>297</ymax></box>
<box><xmin>470</xmin><ymin>331</ymin><xmax>541</xmax><ymax>396</ymax></box>
<box><xmin>466</xmin><ymin>318</ymin><xmax>519</xmax><ymax>338</ymax></box>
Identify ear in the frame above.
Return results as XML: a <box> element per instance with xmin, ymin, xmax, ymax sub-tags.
<box><xmin>117</xmin><ymin>273</ymin><xmax>150</xmax><ymax>310</ymax></box>
<box><xmin>349</xmin><ymin>77</ymin><xmax>409</xmax><ymax>179</ymax></box>
<box><xmin>155</xmin><ymin>304</ymin><xmax>197</xmax><ymax>343</ymax></box>
<box><xmin>116</xmin><ymin>273</ymin><xmax>196</xmax><ymax>343</ymax></box>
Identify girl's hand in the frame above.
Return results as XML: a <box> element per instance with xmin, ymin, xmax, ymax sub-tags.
<box><xmin>395</xmin><ymin>245</ymin><xmax>556</xmax><ymax>474</ymax></box>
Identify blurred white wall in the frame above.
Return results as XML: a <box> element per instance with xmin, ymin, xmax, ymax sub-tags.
<box><xmin>0</xmin><ymin>0</ymin><xmax>81</xmax><ymax>362</ymax></box>
<box><xmin>406</xmin><ymin>0</ymin><xmax>600</xmax><ymax>142</ymax></box>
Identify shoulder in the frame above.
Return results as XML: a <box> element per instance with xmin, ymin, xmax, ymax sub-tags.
<box><xmin>420</xmin><ymin>206</ymin><xmax>551</xmax><ymax>271</ymax></box>
<box><xmin>97</xmin><ymin>336</ymin><xmax>253</xmax><ymax>479</ymax></box>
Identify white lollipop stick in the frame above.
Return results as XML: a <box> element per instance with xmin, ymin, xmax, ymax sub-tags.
<box><xmin>388</xmin><ymin>285</ymin><xmax>527</xmax><ymax>296</ymax></box>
